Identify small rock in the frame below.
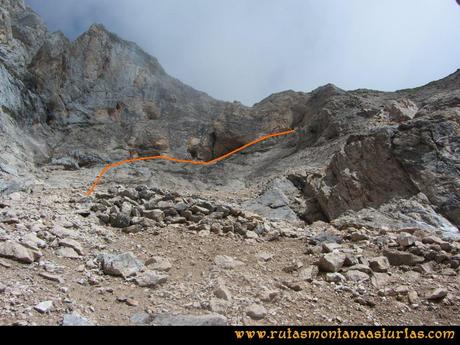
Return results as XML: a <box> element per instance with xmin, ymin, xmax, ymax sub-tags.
<box><xmin>62</xmin><ymin>312</ymin><xmax>92</xmax><ymax>326</ymax></box>
<box><xmin>345</xmin><ymin>270</ymin><xmax>369</xmax><ymax>282</ymax></box>
<box><xmin>198</xmin><ymin>230</ymin><xmax>211</xmax><ymax>237</ymax></box>
<box><xmin>343</xmin><ymin>254</ymin><xmax>359</xmax><ymax>267</ymax></box>
<box><xmin>135</xmin><ymin>270</ymin><xmax>168</xmax><ymax>288</ymax></box>
<box><xmin>383</xmin><ymin>249</ymin><xmax>424</xmax><ymax>266</ymax></box>
<box><xmin>214</xmin><ymin>284</ymin><xmax>232</xmax><ymax>301</ymax></box>
<box><xmin>56</xmin><ymin>247</ymin><xmax>80</xmax><ymax>259</ymax></box>
<box><xmin>49</xmin><ymin>225</ymin><xmax>77</xmax><ymax>239</ymax></box>
<box><xmin>245</xmin><ymin>231</ymin><xmax>259</xmax><ymax>239</ymax></box>
<box><xmin>246</xmin><ymin>304</ymin><xmax>267</xmax><ymax>320</ymax></box>
<box><xmin>99</xmin><ymin>252</ymin><xmax>144</xmax><ymax>278</ymax></box>
<box><xmin>422</xmin><ymin>236</ymin><xmax>444</xmax><ymax>245</ymax></box>
<box><xmin>0</xmin><ymin>240</ymin><xmax>40</xmax><ymax>264</ymax></box>
<box><xmin>369</xmin><ymin>256</ymin><xmax>390</xmax><ymax>272</ymax></box>
<box><xmin>426</xmin><ymin>288</ymin><xmax>448</xmax><ymax>301</ymax></box>
<box><xmin>408</xmin><ymin>290</ymin><xmax>419</xmax><ymax>304</ymax></box>
<box><xmin>317</xmin><ymin>253</ymin><xmax>346</xmax><ymax>272</ymax></box>
<box><xmin>145</xmin><ymin>256</ymin><xmax>172</xmax><ymax>272</ymax></box>
<box><xmin>325</xmin><ymin>272</ymin><xmax>346</xmax><ymax>283</ymax></box>
<box><xmin>283</xmin><ymin>280</ymin><xmax>304</xmax><ymax>291</ymax></box>
<box><xmin>322</xmin><ymin>242</ymin><xmax>341</xmax><ymax>253</ymax></box>
<box><xmin>298</xmin><ymin>265</ymin><xmax>319</xmax><ymax>282</ymax></box>
<box><xmin>21</xmin><ymin>233</ymin><xmax>46</xmax><ymax>249</ymax></box>
<box><xmin>214</xmin><ymin>255</ymin><xmax>244</xmax><ymax>269</ymax></box>
<box><xmin>126</xmin><ymin>298</ymin><xmax>139</xmax><ymax>307</ymax></box>
<box><xmin>34</xmin><ymin>301</ymin><xmax>53</xmax><ymax>314</ymax></box>
<box><xmin>39</xmin><ymin>272</ymin><xmax>64</xmax><ymax>284</ymax></box>
<box><xmin>371</xmin><ymin>272</ymin><xmax>391</xmax><ymax>288</ymax></box>
<box><xmin>58</xmin><ymin>238</ymin><xmax>84</xmax><ymax>255</ymax></box>
<box><xmin>131</xmin><ymin>312</ymin><xmax>153</xmax><ymax>325</ymax></box>
<box><xmin>143</xmin><ymin>209</ymin><xmax>165</xmax><ymax>222</ymax></box>
<box><xmin>209</xmin><ymin>298</ymin><xmax>230</xmax><ymax>314</ymax></box>
<box><xmin>110</xmin><ymin>213</ymin><xmax>131</xmax><ymax>228</ymax></box>
<box><xmin>397</xmin><ymin>233</ymin><xmax>415</xmax><ymax>247</ymax></box>
<box><xmin>349</xmin><ymin>232</ymin><xmax>369</xmax><ymax>242</ymax></box>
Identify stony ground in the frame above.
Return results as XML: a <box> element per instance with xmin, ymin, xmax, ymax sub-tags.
<box><xmin>0</xmin><ymin>168</ymin><xmax>459</xmax><ymax>326</ymax></box>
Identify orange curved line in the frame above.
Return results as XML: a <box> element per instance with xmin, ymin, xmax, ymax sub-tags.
<box><xmin>85</xmin><ymin>129</ymin><xmax>295</xmax><ymax>196</ymax></box>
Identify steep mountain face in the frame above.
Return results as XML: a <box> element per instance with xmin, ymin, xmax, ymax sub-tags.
<box><xmin>1</xmin><ymin>1</ymin><xmax>460</xmax><ymax>327</ymax></box>
<box><xmin>0</xmin><ymin>0</ymin><xmax>459</xmax><ymax>236</ymax></box>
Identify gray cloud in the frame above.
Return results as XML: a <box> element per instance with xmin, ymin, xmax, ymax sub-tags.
<box><xmin>26</xmin><ymin>0</ymin><xmax>460</xmax><ymax>105</ymax></box>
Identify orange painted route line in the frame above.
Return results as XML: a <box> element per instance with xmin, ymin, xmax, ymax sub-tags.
<box><xmin>85</xmin><ymin>129</ymin><xmax>295</xmax><ymax>196</ymax></box>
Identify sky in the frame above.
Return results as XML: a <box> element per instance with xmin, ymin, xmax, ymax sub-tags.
<box><xmin>26</xmin><ymin>0</ymin><xmax>460</xmax><ymax>106</ymax></box>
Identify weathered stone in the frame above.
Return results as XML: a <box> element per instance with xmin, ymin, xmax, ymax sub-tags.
<box><xmin>145</xmin><ymin>256</ymin><xmax>172</xmax><ymax>272</ymax></box>
<box><xmin>214</xmin><ymin>282</ymin><xmax>232</xmax><ymax>301</ymax></box>
<box><xmin>246</xmin><ymin>304</ymin><xmax>267</xmax><ymax>320</ymax></box>
<box><xmin>190</xmin><ymin>205</ymin><xmax>211</xmax><ymax>215</ymax></box>
<box><xmin>349</xmin><ymin>232</ymin><xmax>369</xmax><ymax>242</ymax></box>
<box><xmin>208</xmin><ymin>298</ymin><xmax>230</xmax><ymax>314</ymax></box>
<box><xmin>110</xmin><ymin>213</ymin><xmax>131</xmax><ymax>228</ymax></box>
<box><xmin>62</xmin><ymin>312</ymin><xmax>92</xmax><ymax>326</ymax></box>
<box><xmin>34</xmin><ymin>301</ymin><xmax>53</xmax><ymax>314</ymax></box>
<box><xmin>143</xmin><ymin>209</ymin><xmax>165</xmax><ymax>221</ymax></box>
<box><xmin>317</xmin><ymin>253</ymin><xmax>346</xmax><ymax>272</ymax></box>
<box><xmin>371</xmin><ymin>272</ymin><xmax>390</xmax><ymax>288</ymax></box>
<box><xmin>135</xmin><ymin>270</ymin><xmax>168</xmax><ymax>288</ymax></box>
<box><xmin>322</xmin><ymin>242</ymin><xmax>341</xmax><ymax>253</ymax></box>
<box><xmin>298</xmin><ymin>265</ymin><xmax>319</xmax><ymax>282</ymax></box>
<box><xmin>369</xmin><ymin>256</ymin><xmax>390</xmax><ymax>272</ymax></box>
<box><xmin>426</xmin><ymin>288</ymin><xmax>448</xmax><ymax>301</ymax></box>
<box><xmin>422</xmin><ymin>236</ymin><xmax>444</xmax><ymax>245</ymax></box>
<box><xmin>385</xmin><ymin>99</ymin><xmax>418</xmax><ymax>122</ymax></box>
<box><xmin>21</xmin><ymin>233</ymin><xmax>46</xmax><ymax>249</ymax></box>
<box><xmin>56</xmin><ymin>247</ymin><xmax>80</xmax><ymax>259</ymax></box>
<box><xmin>325</xmin><ymin>272</ymin><xmax>346</xmax><ymax>283</ymax></box>
<box><xmin>39</xmin><ymin>272</ymin><xmax>64</xmax><ymax>283</ymax></box>
<box><xmin>210</xmin><ymin>223</ymin><xmax>222</xmax><ymax>234</ymax></box>
<box><xmin>0</xmin><ymin>240</ymin><xmax>40</xmax><ymax>264</ymax></box>
<box><xmin>58</xmin><ymin>238</ymin><xmax>84</xmax><ymax>255</ymax></box>
<box><xmin>383</xmin><ymin>250</ymin><xmax>424</xmax><ymax>266</ymax></box>
<box><xmin>49</xmin><ymin>225</ymin><xmax>77</xmax><ymax>239</ymax></box>
<box><xmin>345</xmin><ymin>270</ymin><xmax>369</xmax><ymax>282</ymax></box>
<box><xmin>245</xmin><ymin>231</ymin><xmax>259</xmax><ymax>239</ymax></box>
<box><xmin>397</xmin><ymin>233</ymin><xmax>415</xmax><ymax>247</ymax></box>
<box><xmin>408</xmin><ymin>290</ymin><xmax>419</xmax><ymax>305</ymax></box>
<box><xmin>99</xmin><ymin>252</ymin><xmax>144</xmax><ymax>278</ymax></box>
<box><xmin>130</xmin><ymin>312</ymin><xmax>153</xmax><ymax>325</ymax></box>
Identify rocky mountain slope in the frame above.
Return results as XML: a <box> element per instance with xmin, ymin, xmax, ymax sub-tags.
<box><xmin>0</xmin><ymin>0</ymin><xmax>459</xmax><ymax>325</ymax></box>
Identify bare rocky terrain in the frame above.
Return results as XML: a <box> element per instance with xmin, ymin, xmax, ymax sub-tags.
<box><xmin>0</xmin><ymin>0</ymin><xmax>459</xmax><ymax>326</ymax></box>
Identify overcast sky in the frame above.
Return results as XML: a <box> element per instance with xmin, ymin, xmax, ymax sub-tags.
<box><xmin>26</xmin><ymin>0</ymin><xmax>460</xmax><ymax>105</ymax></box>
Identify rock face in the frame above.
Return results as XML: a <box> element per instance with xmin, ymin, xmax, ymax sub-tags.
<box><xmin>305</xmin><ymin>112</ymin><xmax>460</xmax><ymax>232</ymax></box>
<box><xmin>0</xmin><ymin>2</ymin><xmax>459</xmax><ymax>240</ymax></box>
